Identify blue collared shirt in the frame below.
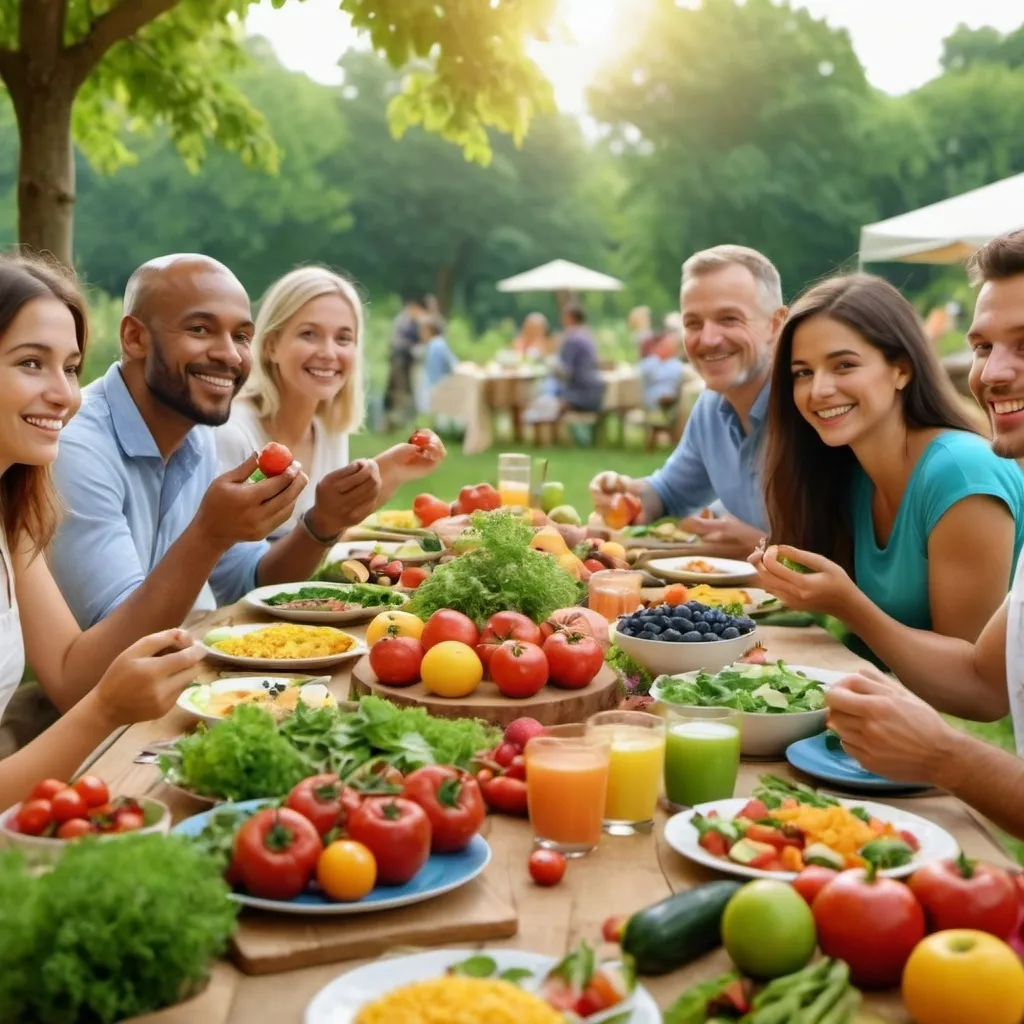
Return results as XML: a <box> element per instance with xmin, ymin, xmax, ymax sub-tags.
<box><xmin>646</xmin><ymin>378</ymin><xmax>770</xmax><ymax>530</ymax></box>
<box><xmin>50</xmin><ymin>364</ymin><xmax>267</xmax><ymax>628</ymax></box>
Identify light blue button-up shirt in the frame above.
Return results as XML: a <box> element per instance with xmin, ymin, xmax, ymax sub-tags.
<box><xmin>646</xmin><ymin>378</ymin><xmax>770</xmax><ymax>530</ymax></box>
<box><xmin>50</xmin><ymin>364</ymin><xmax>267</xmax><ymax>628</ymax></box>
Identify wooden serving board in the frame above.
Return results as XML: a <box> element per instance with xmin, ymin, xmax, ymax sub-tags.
<box><xmin>126</xmin><ymin>962</ymin><xmax>238</xmax><ymax>1024</ymax></box>
<box><xmin>229</xmin><ymin>877</ymin><xmax>517</xmax><ymax>975</ymax></box>
<box><xmin>350</xmin><ymin>657</ymin><xmax>622</xmax><ymax>728</ymax></box>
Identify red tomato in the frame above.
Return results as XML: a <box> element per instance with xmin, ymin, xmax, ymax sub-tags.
<box><xmin>347</xmin><ymin>797</ymin><xmax>432</xmax><ymax>885</ymax></box>
<box><xmin>257</xmin><ymin>442</ymin><xmax>293</xmax><ymax>477</ymax></box>
<box><xmin>369</xmin><ymin>635</ymin><xmax>425</xmax><ymax>687</ymax></box>
<box><xmin>504</xmin><ymin>755</ymin><xmax>526</xmax><ymax>781</ymax></box>
<box><xmin>812</xmin><ymin>867</ymin><xmax>926</xmax><ymax>988</ymax></box>
<box><xmin>86</xmin><ymin>802</ymin><xmax>118</xmax><ymax>831</ymax></box>
<box><xmin>50</xmin><ymin>788</ymin><xmax>88</xmax><ymax>824</ymax></box>
<box><xmin>113</xmin><ymin>809</ymin><xmax>146</xmax><ymax>833</ymax></box>
<box><xmin>399</xmin><ymin>566</ymin><xmax>430</xmax><ymax>589</ymax></box>
<box><xmin>543</xmin><ymin>631</ymin><xmax>604</xmax><ymax>689</ymax></box>
<box><xmin>908</xmin><ymin>853</ymin><xmax>1019</xmax><ymax>938</ymax></box>
<box><xmin>14</xmin><ymin>798</ymin><xmax>52</xmax><ymax>836</ymax></box>
<box><xmin>792</xmin><ymin>865</ymin><xmax>839</xmax><ymax>906</ymax></box>
<box><xmin>232</xmin><ymin>807</ymin><xmax>323</xmax><ymax>900</ymax></box>
<box><xmin>29</xmin><ymin>778</ymin><xmax>66</xmax><ymax>802</ymax></box>
<box><xmin>529</xmin><ymin>849</ymin><xmax>567</xmax><ymax>886</ymax></box>
<box><xmin>491</xmin><ymin>640</ymin><xmax>549</xmax><ymax>698</ymax></box>
<box><xmin>421</xmin><ymin>609</ymin><xmax>479</xmax><ymax>650</ymax></box>
<box><xmin>575</xmin><ymin>971</ymin><xmax>624</xmax><ymax>1016</ymax></box>
<box><xmin>286</xmin><ymin>774</ymin><xmax>362</xmax><ymax>837</ymax></box>
<box><xmin>403</xmin><ymin>766</ymin><xmax>485</xmax><ymax>853</ymax></box>
<box><xmin>481</xmin><ymin>611</ymin><xmax>542</xmax><ymax>647</ymax></box>
<box><xmin>413</xmin><ymin>493</ymin><xmax>451</xmax><ymax>527</ymax></box>
<box><xmin>493</xmin><ymin>741</ymin><xmax>520</xmax><ymax>767</ymax></box>
<box><xmin>56</xmin><ymin>818</ymin><xmax>98</xmax><ymax>840</ymax></box>
<box><xmin>602</xmin><ymin>915</ymin><xmax>627</xmax><ymax>942</ymax></box>
<box><xmin>71</xmin><ymin>774</ymin><xmax>109</xmax><ymax>809</ymax></box>
<box><xmin>408</xmin><ymin>429</ymin><xmax>438</xmax><ymax>449</ymax></box>
<box><xmin>457</xmin><ymin>483</ymin><xmax>501</xmax><ymax>513</ymax></box>
<box><xmin>478</xmin><ymin>774</ymin><xmax>529</xmax><ymax>816</ymax></box>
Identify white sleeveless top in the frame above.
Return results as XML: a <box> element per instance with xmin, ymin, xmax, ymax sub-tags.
<box><xmin>1005</xmin><ymin>549</ymin><xmax>1024</xmax><ymax>755</ymax></box>
<box><xmin>0</xmin><ymin>523</ymin><xmax>25</xmax><ymax>719</ymax></box>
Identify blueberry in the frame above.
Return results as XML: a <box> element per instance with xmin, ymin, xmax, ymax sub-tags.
<box><xmin>721</xmin><ymin>626</ymin><xmax>740</xmax><ymax>639</ymax></box>
<box><xmin>652</xmin><ymin>616</ymin><xmax>670</xmax><ymax>629</ymax></box>
<box><xmin>689</xmin><ymin>610</ymin><xmax>705</xmax><ymax>622</ymax></box>
<box><xmin>694</xmin><ymin>621</ymin><xmax>711</xmax><ymax>634</ymax></box>
<box><xmin>699</xmin><ymin>633</ymin><xmax>717</xmax><ymax>641</ymax></box>
<box><xmin>710</xmin><ymin>621</ymin><xmax>725</xmax><ymax>634</ymax></box>
<box><xmin>618</xmin><ymin>624</ymin><xmax>634</xmax><ymax>637</ymax></box>
<box><xmin>681</xmin><ymin>630</ymin><xmax>704</xmax><ymax>642</ymax></box>
<box><xmin>676</xmin><ymin>619</ymin><xmax>694</xmax><ymax>633</ymax></box>
<box><xmin>685</xmin><ymin>601</ymin><xmax>703</xmax><ymax>613</ymax></box>
<box><xmin>734</xmin><ymin>616</ymin><xmax>757</xmax><ymax>630</ymax></box>
<box><xmin>646</xmin><ymin>622</ymin><xmax>663</xmax><ymax>635</ymax></box>
<box><xmin>638</xmin><ymin>630</ymin><xmax>657</xmax><ymax>640</ymax></box>
<box><xmin>661</xmin><ymin>628</ymin><xmax>683</xmax><ymax>642</ymax></box>
<box><xmin>669</xmin><ymin>617</ymin><xmax>689</xmax><ymax>631</ymax></box>
<box><xmin>657</xmin><ymin>603</ymin><xmax>672</xmax><ymax>614</ymax></box>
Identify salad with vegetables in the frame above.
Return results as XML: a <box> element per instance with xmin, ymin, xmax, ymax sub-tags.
<box><xmin>654</xmin><ymin>661</ymin><xmax>828</xmax><ymax>714</ymax></box>
<box><xmin>691</xmin><ymin>775</ymin><xmax>919</xmax><ymax>874</ymax></box>
<box><xmin>262</xmin><ymin>583</ymin><xmax>405</xmax><ymax>612</ymax></box>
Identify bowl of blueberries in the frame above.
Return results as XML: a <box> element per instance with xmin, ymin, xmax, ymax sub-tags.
<box><xmin>610</xmin><ymin>600</ymin><xmax>758</xmax><ymax>676</ymax></box>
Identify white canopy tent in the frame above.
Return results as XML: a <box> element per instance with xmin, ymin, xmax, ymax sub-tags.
<box><xmin>859</xmin><ymin>173</ymin><xmax>1024</xmax><ymax>264</ymax></box>
<box><xmin>496</xmin><ymin>259</ymin><xmax>624</xmax><ymax>293</ymax></box>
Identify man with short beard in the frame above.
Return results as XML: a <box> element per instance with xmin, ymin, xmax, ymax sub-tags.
<box><xmin>45</xmin><ymin>254</ymin><xmax>380</xmax><ymax>704</ymax></box>
<box><xmin>590</xmin><ymin>245</ymin><xmax>786</xmax><ymax>557</ymax></box>
<box><xmin>824</xmin><ymin>228</ymin><xmax>1024</xmax><ymax>841</ymax></box>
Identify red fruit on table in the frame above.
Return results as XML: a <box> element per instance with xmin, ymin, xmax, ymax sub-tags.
<box><xmin>529</xmin><ymin>848</ymin><xmax>567</xmax><ymax>886</ymax></box>
<box><xmin>477</xmin><ymin>772</ymin><xmax>529</xmax><ymax>816</ymax></box>
<box><xmin>413</xmin><ymin>493</ymin><xmax>450</xmax><ymax>527</ymax></box>
<box><xmin>232</xmin><ymin>807</ymin><xmax>323</xmax><ymax>901</ymax></box>
<box><xmin>792</xmin><ymin>865</ymin><xmax>839</xmax><ymax>906</ymax></box>
<box><xmin>403</xmin><ymin>766</ymin><xmax>485</xmax><ymax>853</ymax></box>
<box><xmin>399</xmin><ymin>566</ymin><xmax>429</xmax><ymax>589</ymax></box>
<box><xmin>369</xmin><ymin>634</ymin><xmax>425</xmax><ymax>687</ymax></box>
<box><xmin>29</xmin><ymin>778</ymin><xmax>65</xmax><ymax>802</ymax></box>
<box><xmin>457</xmin><ymin>483</ymin><xmax>501</xmax><ymax>514</ymax></box>
<box><xmin>493</xmin><ymin>741</ymin><xmax>520</xmax><ymax>767</ymax></box>
<box><xmin>50</xmin><ymin>788</ymin><xmax>88</xmax><ymax>824</ymax></box>
<box><xmin>491</xmin><ymin>640</ymin><xmax>549</xmax><ymax>699</ymax></box>
<box><xmin>256</xmin><ymin>442</ymin><xmax>293</xmax><ymax>477</ymax></box>
<box><xmin>908</xmin><ymin>853</ymin><xmax>1020</xmax><ymax>938</ymax></box>
<box><xmin>481</xmin><ymin>611</ymin><xmax>542</xmax><ymax>648</ymax></box>
<box><xmin>504</xmin><ymin>756</ymin><xmax>526</xmax><ymax>781</ymax></box>
<box><xmin>347</xmin><ymin>797</ymin><xmax>432</xmax><ymax>885</ymax></box>
<box><xmin>812</xmin><ymin>866</ymin><xmax>926</xmax><ymax>988</ymax></box>
<box><xmin>56</xmin><ymin>818</ymin><xmax>98</xmax><ymax>840</ymax></box>
<box><xmin>72</xmin><ymin>774</ymin><xmax>110</xmax><ymax>809</ymax></box>
<box><xmin>286</xmin><ymin>774</ymin><xmax>362</xmax><ymax>838</ymax></box>
<box><xmin>112</xmin><ymin>808</ymin><xmax>146</xmax><ymax>833</ymax></box>
<box><xmin>543</xmin><ymin>631</ymin><xmax>604</xmax><ymax>689</ymax></box>
<box><xmin>421</xmin><ymin>609</ymin><xmax>479</xmax><ymax>650</ymax></box>
<box><xmin>14</xmin><ymin>798</ymin><xmax>52</xmax><ymax>836</ymax></box>
<box><xmin>504</xmin><ymin>717</ymin><xmax>546</xmax><ymax>749</ymax></box>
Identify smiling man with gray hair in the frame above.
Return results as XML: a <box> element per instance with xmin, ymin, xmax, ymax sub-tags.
<box><xmin>591</xmin><ymin>244</ymin><xmax>786</xmax><ymax>556</ymax></box>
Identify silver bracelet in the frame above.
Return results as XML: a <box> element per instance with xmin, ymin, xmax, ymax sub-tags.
<box><xmin>301</xmin><ymin>508</ymin><xmax>342</xmax><ymax>546</ymax></box>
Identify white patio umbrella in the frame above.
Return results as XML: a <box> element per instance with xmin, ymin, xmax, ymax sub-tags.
<box><xmin>859</xmin><ymin>173</ymin><xmax>1024</xmax><ymax>264</ymax></box>
<box><xmin>496</xmin><ymin>259</ymin><xmax>624</xmax><ymax>293</ymax></box>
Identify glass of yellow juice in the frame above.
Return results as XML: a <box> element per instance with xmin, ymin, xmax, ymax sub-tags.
<box><xmin>497</xmin><ymin>452</ymin><xmax>532</xmax><ymax>507</ymax></box>
<box><xmin>587</xmin><ymin>710</ymin><xmax>667</xmax><ymax>835</ymax></box>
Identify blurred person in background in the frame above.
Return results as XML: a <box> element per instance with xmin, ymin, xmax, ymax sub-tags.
<box><xmin>383</xmin><ymin>293</ymin><xmax>426</xmax><ymax>428</ymax></box>
<box><xmin>628</xmin><ymin>305</ymin><xmax>654</xmax><ymax>354</ymax></box>
<box><xmin>511</xmin><ymin>311</ymin><xmax>550</xmax><ymax>361</ymax></box>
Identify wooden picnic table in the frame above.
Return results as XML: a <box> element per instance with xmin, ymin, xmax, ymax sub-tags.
<box><xmin>91</xmin><ymin>603</ymin><xmax>1011</xmax><ymax>1024</ymax></box>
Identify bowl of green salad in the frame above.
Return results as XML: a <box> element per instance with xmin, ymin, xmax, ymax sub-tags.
<box><xmin>650</xmin><ymin>661</ymin><xmax>848</xmax><ymax>758</ymax></box>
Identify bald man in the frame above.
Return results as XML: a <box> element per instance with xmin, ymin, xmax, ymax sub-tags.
<box><xmin>46</xmin><ymin>255</ymin><xmax>381</xmax><ymax>705</ymax></box>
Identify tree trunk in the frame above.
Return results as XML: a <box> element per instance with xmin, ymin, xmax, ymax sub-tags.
<box><xmin>435</xmin><ymin>265</ymin><xmax>454</xmax><ymax>316</ymax></box>
<box><xmin>9</xmin><ymin>78</ymin><xmax>76</xmax><ymax>265</ymax></box>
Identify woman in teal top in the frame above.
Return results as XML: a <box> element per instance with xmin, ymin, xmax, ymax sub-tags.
<box><xmin>750</xmin><ymin>274</ymin><xmax>1024</xmax><ymax>677</ymax></box>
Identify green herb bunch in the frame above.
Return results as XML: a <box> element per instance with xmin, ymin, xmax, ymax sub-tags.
<box><xmin>0</xmin><ymin>836</ymin><xmax>237</xmax><ymax>1024</ymax></box>
<box><xmin>408</xmin><ymin>510</ymin><xmax>581</xmax><ymax>625</ymax></box>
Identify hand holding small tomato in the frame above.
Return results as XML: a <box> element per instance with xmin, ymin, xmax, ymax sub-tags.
<box><xmin>375</xmin><ymin>433</ymin><xmax>446</xmax><ymax>493</ymax></box>
<box><xmin>347</xmin><ymin>797</ymin><xmax>431</xmax><ymax>885</ymax></box>
<box><xmin>403</xmin><ymin>766</ymin><xmax>485</xmax><ymax>852</ymax></box>
<box><xmin>232</xmin><ymin>807</ymin><xmax>323</xmax><ymax>901</ymax></box>
<box><xmin>749</xmin><ymin>544</ymin><xmax>856</xmax><ymax>617</ymax></box>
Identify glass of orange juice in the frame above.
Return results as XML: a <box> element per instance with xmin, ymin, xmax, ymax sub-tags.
<box><xmin>498</xmin><ymin>453</ymin><xmax>532</xmax><ymax>507</ymax></box>
<box><xmin>587</xmin><ymin>710</ymin><xmax>666</xmax><ymax>835</ymax></box>
<box><xmin>524</xmin><ymin>724</ymin><xmax>610</xmax><ymax>857</ymax></box>
<box><xmin>588</xmin><ymin>569</ymin><xmax>644</xmax><ymax>621</ymax></box>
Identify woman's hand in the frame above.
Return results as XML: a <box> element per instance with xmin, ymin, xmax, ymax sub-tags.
<box><xmin>93</xmin><ymin>629</ymin><xmax>205</xmax><ymax>728</ymax></box>
<box><xmin>374</xmin><ymin>433</ymin><xmax>447</xmax><ymax>498</ymax></box>
<box><xmin>748</xmin><ymin>543</ymin><xmax>856</xmax><ymax>617</ymax></box>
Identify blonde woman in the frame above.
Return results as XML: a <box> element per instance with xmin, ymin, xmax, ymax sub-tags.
<box><xmin>216</xmin><ymin>267</ymin><xmax>445</xmax><ymax>539</ymax></box>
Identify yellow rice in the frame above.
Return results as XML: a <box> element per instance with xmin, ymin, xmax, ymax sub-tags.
<box><xmin>212</xmin><ymin>625</ymin><xmax>355</xmax><ymax>660</ymax></box>
<box><xmin>354</xmin><ymin>977</ymin><xmax>563</xmax><ymax>1024</ymax></box>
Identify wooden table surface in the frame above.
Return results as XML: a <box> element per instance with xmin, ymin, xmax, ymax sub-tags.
<box><xmin>92</xmin><ymin>606</ymin><xmax>1011</xmax><ymax>1024</ymax></box>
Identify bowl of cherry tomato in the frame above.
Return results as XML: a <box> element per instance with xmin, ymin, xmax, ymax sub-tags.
<box><xmin>0</xmin><ymin>775</ymin><xmax>170</xmax><ymax>864</ymax></box>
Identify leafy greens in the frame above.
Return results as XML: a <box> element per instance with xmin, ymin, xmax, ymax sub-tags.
<box><xmin>654</xmin><ymin>660</ymin><xmax>828</xmax><ymax>714</ymax></box>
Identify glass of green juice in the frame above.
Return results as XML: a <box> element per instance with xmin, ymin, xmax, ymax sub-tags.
<box><xmin>663</xmin><ymin>707</ymin><xmax>741</xmax><ymax>811</ymax></box>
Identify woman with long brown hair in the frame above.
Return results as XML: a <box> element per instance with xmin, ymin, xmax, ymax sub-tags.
<box><xmin>751</xmin><ymin>273</ymin><xmax>1024</xmax><ymax>670</ymax></box>
<box><xmin>0</xmin><ymin>254</ymin><xmax>203</xmax><ymax>809</ymax></box>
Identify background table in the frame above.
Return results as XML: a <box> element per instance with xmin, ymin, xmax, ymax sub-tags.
<box><xmin>90</xmin><ymin>609</ymin><xmax>1010</xmax><ymax>1024</ymax></box>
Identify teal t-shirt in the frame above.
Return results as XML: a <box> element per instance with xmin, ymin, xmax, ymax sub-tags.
<box><xmin>851</xmin><ymin>431</ymin><xmax>1024</xmax><ymax>631</ymax></box>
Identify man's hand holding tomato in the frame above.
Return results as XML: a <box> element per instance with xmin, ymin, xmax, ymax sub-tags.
<box><xmin>306</xmin><ymin>458</ymin><xmax>383</xmax><ymax>538</ymax></box>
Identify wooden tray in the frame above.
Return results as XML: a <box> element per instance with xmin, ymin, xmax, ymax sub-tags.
<box><xmin>351</xmin><ymin>657</ymin><xmax>622</xmax><ymax>728</ymax></box>
<box><xmin>125</xmin><ymin>962</ymin><xmax>237</xmax><ymax>1023</ymax></box>
<box><xmin>230</xmin><ymin>877</ymin><xmax>517</xmax><ymax>975</ymax></box>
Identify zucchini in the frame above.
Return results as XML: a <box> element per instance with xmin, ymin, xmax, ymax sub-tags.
<box><xmin>621</xmin><ymin>881</ymin><xmax>741</xmax><ymax>975</ymax></box>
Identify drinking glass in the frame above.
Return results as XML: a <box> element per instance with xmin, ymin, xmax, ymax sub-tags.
<box><xmin>662</xmin><ymin>707</ymin><xmax>741</xmax><ymax>811</ymax></box>
<box><xmin>498</xmin><ymin>452</ymin><xmax>532</xmax><ymax>507</ymax></box>
<box><xmin>588</xmin><ymin>569</ymin><xmax>644</xmax><ymax>622</ymax></box>
<box><xmin>587</xmin><ymin>710</ymin><xmax>666</xmax><ymax>835</ymax></box>
<box><xmin>524</xmin><ymin>724</ymin><xmax>610</xmax><ymax>857</ymax></box>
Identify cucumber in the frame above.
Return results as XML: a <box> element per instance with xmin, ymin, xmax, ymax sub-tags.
<box><xmin>621</xmin><ymin>881</ymin><xmax>742</xmax><ymax>975</ymax></box>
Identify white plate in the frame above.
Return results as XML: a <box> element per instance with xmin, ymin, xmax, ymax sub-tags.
<box><xmin>199</xmin><ymin>623</ymin><xmax>367</xmax><ymax>670</ymax></box>
<box><xmin>325</xmin><ymin>540</ymin><xmax>440</xmax><ymax>566</ymax></box>
<box><xmin>176</xmin><ymin>676</ymin><xmax>337</xmax><ymax>724</ymax></box>
<box><xmin>684</xmin><ymin>585</ymin><xmax>778</xmax><ymax>617</ymax></box>
<box><xmin>243</xmin><ymin>582</ymin><xmax>407</xmax><ymax>625</ymax></box>
<box><xmin>304</xmin><ymin>949</ymin><xmax>660</xmax><ymax>1024</ymax></box>
<box><xmin>647</xmin><ymin>555</ymin><xmax>758</xmax><ymax>585</ymax></box>
<box><xmin>663</xmin><ymin>795</ymin><xmax>958</xmax><ymax>881</ymax></box>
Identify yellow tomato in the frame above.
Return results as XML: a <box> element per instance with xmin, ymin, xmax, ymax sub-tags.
<box><xmin>317</xmin><ymin>840</ymin><xmax>377</xmax><ymax>901</ymax></box>
<box><xmin>902</xmin><ymin>930</ymin><xmax>1024</xmax><ymax>1024</ymax></box>
<box><xmin>420</xmin><ymin>641</ymin><xmax>483</xmax><ymax>698</ymax></box>
<box><xmin>365</xmin><ymin>610</ymin><xmax>425</xmax><ymax>646</ymax></box>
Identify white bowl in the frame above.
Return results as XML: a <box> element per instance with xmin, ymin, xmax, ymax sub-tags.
<box><xmin>650</xmin><ymin>664</ymin><xmax>845</xmax><ymax>758</ymax></box>
<box><xmin>610</xmin><ymin>624</ymin><xmax>758</xmax><ymax>677</ymax></box>
<box><xmin>0</xmin><ymin>796</ymin><xmax>171</xmax><ymax>866</ymax></box>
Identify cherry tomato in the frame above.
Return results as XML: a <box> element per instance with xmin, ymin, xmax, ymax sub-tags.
<box><xmin>529</xmin><ymin>849</ymin><xmax>567</xmax><ymax>886</ymax></box>
<box><xmin>14</xmin><ymin>798</ymin><xmax>52</xmax><ymax>836</ymax></box>
<box><xmin>490</xmin><ymin>640</ymin><xmax>549</xmax><ymax>698</ymax></box>
<box><xmin>369</xmin><ymin>634</ymin><xmax>425</xmax><ymax>687</ymax></box>
<box><xmin>257</xmin><ymin>441</ymin><xmax>293</xmax><ymax>477</ymax></box>
<box><xmin>71</xmin><ymin>774</ymin><xmax>110</xmax><ymax>809</ymax></box>
<box><xmin>412</xmin><ymin>493</ymin><xmax>450</xmax><ymax>527</ymax></box>
<box><xmin>457</xmin><ymin>483</ymin><xmax>501</xmax><ymax>514</ymax></box>
<box><xmin>56</xmin><ymin>818</ymin><xmax>98</xmax><ymax>840</ymax></box>
<box><xmin>813</xmin><ymin>867</ymin><xmax>926</xmax><ymax>988</ymax></box>
<box><xmin>29</xmin><ymin>778</ymin><xmax>66</xmax><ymax>802</ymax></box>
<box><xmin>113</xmin><ymin>809</ymin><xmax>146</xmax><ymax>833</ymax></box>
<box><xmin>403</xmin><ymin>766</ymin><xmax>485</xmax><ymax>853</ymax></box>
<box><xmin>504</xmin><ymin>756</ymin><xmax>526</xmax><ymax>781</ymax></box>
<box><xmin>792</xmin><ymin>865</ymin><xmax>839</xmax><ymax>906</ymax></box>
<box><xmin>50</xmin><ymin>788</ymin><xmax>88</xmax><ymax>824</ymax></box>
<box><xmin>347</xmin><ymin>797</ymin><xmax>432</xmax><ymax>885</ymax></box>
<box><xmin>543</xmin><ymin>631</ymin><xmax>604</xmax><ymax>690</ymax></box>
<box><xmin>232</xmin><ymin>807</ymin><xmax>323</xmax><ymax>900</ymax></box>
<box><xmin>317</xmin><ymin>840</ymin><xmax>377</xmax><ymax>901</ymax></box>
<box><xmin>286</xmin><ymin>774</ymin><xmax>362</xmax><ymax>837</ymax></box>
<box><xmin>86</xmin><ymin>802</ymin><xmax>118</xmax><ymax>831</ymax></box>
<box><xmin>399</xmin><ymin>566</ymin><xmax>430</xmax><ymax>589</ymax></box>
<box><xmin>420</xmin><ymin>608</ymin><xmax>479</xmax><ymax>650</ymax></box>
<box><xmin>602</xmin><ymin>915</ymin><xmax>627</xmax><ymax>942</ymax></box>
<box><xmin>480</xmin><ymin>611</ymin><xmax>542</xmax><ymax>648</ymax></box>
<box><xmin>909</xmin><ymin>853</ymin><xmax>1019</xmax><ymax>938</ymax></box>
<box><xmin>408</xmin><ymin>429</ymin><xmax>438</xmax><ymax>449</ymax></box>
<box><xmin>493</xmin><ymin>741</ymin><xmax>520</xmax><ymax>767</ymax></box>
<box><xmin>478</xmin><ymin>774</ymin><xmax>529</xmax><ymax>816</ymax></box>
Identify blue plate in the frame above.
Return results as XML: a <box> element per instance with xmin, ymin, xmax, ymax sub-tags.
<box><xmin>173</xmin><ymin>799</ymin><xmax>491</xmax><ymax>915</ymax></box>
<box><xmin>786</xmin><ymin>732</ymin><xmax>931</xmax><ymax>794</ymax></box>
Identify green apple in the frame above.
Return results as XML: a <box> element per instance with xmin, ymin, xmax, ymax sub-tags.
<box><xmin>548</xmin><ymin>504</ymin><xmax>582</xmax><ymax>526</ymax></box>
<box><xmin>540</xmin><ymin>481</ymin><xmax>566</xmax><ymax>513</ymax></box>
<box><xmin>721</xmin><ymin>880</ymin><xmax>816</xmax><ymax>979</ymax></box>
